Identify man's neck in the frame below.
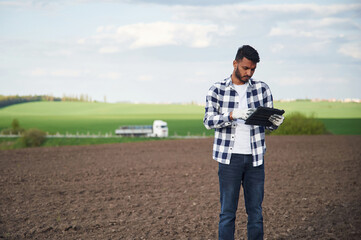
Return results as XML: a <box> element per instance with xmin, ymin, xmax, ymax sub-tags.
<box><xmin>231</xmin><ymin>74</ymin><xmax>247</xmax><ymax>85</ymax></box>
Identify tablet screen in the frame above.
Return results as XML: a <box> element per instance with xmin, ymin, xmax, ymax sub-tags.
<box><xmin>245</xmin><ymin>106</ymin><xmax>285</xmax><ymax>126</ymax></box>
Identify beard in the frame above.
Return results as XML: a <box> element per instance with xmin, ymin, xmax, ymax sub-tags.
<box><xmin>235</xmin><ymin>66</ymin><xmax>249</xmax><ymax>83</ymax></box>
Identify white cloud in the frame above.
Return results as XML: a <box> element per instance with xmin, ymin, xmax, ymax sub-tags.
<box><xmin>269</xmin><ymin>27</ymin><xmax>315</xmax><ymax>38</ymax></box>
<box><xmin>77</xmin><ymin>38</ymin><xmax>86</xmax><ymax>44</ymax></box>
<box><xmin>171</xmin><ymin>3</ymin><xmax>361</xmax><ymax>23</ymax></box>
<box><xmin>270</xmin><ymin>44</ymin><xmax>284</xmax><ymax>53</ymax></box>
<box><xmin>98</xmin><ymin>72</ymin><xmax>122</xmax><ymax>80</ymax></box>
<box><xmin>0</xmin><ymin>0</ymin><xmax>66</xmax><ymax>10</ymax></box>
<box><xmin>118</xmin><ymin>0</ymin><xmax>247</xmax><ymax>6</ymax></box>
<box><xmin>257</xmin><ymin>4</ymin><xmax>361</xmax><ymax>15</ymax></box>
<box><xmin>276</xmin><ymin>76</ymin><xmax>349</xmax><ymax>86</ymax></box>
<box><xmin>51</xmin><ymin>69</ymin><xmax>81</xmax><ymax>77</ymax></box>
<box><xmin>137</xmin><ymin>75</ymin><xmax>153</xmax><ymax>82</ymax></box>
<box><xmin>96</xmin><ymin>25</ymin><xmax>116</xmax><ymax>33</ymax></box>
<box><xmin>182</xmin><ymin>71</ymin><xmax>208</xmax><ymax>83</ymax></box>
<box><xmin>0</xmin><ymin>1</ymin><xmax>30</xmax><ymax>7</ymax></box>
<box><xmin>89</xmin><ymin>21</ymin><xmax>233</xmax><ymax>49</ymax></box>
<box><xmin>276</xmin><ymin>76</ymin><xmax>304</xmax><ymax>86</ymax></box>
<box><xmin>291</xmin><ymin>18</ymin><xmax>357</xmax><ymax>29</ymax></box>
<box><xmin>339</xmin><ymin>43</ymin><xmax>361</xmax><ymax>60</ymax></box>
<box><xmin>29</xmin><ymin>68</ymin><xmax>82</xmax><ymax>77</ymax></box>
<box><xmin>268</xmin><ymin>16</ymin><xmax>360</xmax><ymax>41</ymax></box>
<box><xmin>0</xmin><ymin>0</ymin><xmax>253</xmax><ymax>8</ymax></box>
<box><xmin>30</xmin><ymin>68</ymin><xmax>47</xmax><ymax>77</ymax></box>
<box><xmin>43</xmin><ymin>49</ymin><xmax>73</xmax><ymax>57</ymax></box>
<box><xmin>98</xmin><ymin>46</ymin><xmax>119</xmax><ymax>54</ymax></box>
<box><xmin>171</xmin><ymin>3</ymin><xmax>361</xmax><ymax>56</ymax></box>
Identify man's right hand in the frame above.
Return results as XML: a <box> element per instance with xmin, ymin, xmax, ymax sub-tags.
<box><xmin>231</xmin><ymin>108</ymin><xmax>256</xmax><ymax>120</ymax></box>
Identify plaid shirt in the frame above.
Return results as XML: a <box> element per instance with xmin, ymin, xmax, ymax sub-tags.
<box><xmin>203</xmin><ymin>76</ymin><xmax>276</xmax><ymax>166</ymax></box>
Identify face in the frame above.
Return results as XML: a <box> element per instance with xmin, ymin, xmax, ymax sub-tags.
<box><xmin>233</xmin><ymin>57</ymin><xmax>257</xmax><ymax>84</ymax></box>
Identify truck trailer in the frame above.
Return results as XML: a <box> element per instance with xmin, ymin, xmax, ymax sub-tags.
<box><xmin>115</xmin><ymin>120</ymin><xmax>168</xmax><ymax>137</ymax></box>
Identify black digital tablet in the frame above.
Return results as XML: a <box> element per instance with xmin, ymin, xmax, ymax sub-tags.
<box><xmin>245</xmin><ymin>106</ymin><xmax>285</xmax><ymax>126</ymax></box>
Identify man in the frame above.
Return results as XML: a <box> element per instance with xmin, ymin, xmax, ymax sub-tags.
<box><xmin>203</xmin><ymin>45</ymin><xmax>284</xmax><ymax>240</ymax></box>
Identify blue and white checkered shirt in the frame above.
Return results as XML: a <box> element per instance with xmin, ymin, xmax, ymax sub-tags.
<box><xmin>203</xmin><ymin>76</ymin><xmax>276</xmax><ymax>167</ymax></box>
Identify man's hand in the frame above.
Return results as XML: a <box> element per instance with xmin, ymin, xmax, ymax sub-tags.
<box><xmin>269</xmin><ymin>114</ymin><xmax>284</xmax><ymax>126</ymax></box>
<box><xmin>231</xmin><ymin>108</ymin><xmax>256</xmax><ymax>120</ymax></box>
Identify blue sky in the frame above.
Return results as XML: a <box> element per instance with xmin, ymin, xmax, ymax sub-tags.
<box><xmin>1</xmin><ymin>0</ymin><xmax>360</xmax><ymax>103</ymax></box>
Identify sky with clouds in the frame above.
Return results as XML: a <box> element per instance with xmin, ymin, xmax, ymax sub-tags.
<box><xmin>1</xmin><ymin>0</ymin><xmax>360</xmax><ymax>103</ymax></box>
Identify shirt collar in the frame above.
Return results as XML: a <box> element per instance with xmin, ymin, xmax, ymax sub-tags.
<box><xmin>227</xmin><ymin>75</ymin><xmax>254</xmax><ymax>88</ymax></box>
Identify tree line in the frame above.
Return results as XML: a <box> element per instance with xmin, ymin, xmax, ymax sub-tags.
<box><xmin>0</xmin><ymin>94</ymin><xmax>93</xmax><ymax>108</ymax></box>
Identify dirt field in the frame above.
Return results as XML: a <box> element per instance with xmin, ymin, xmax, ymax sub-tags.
<box><xmin>0</xmin><ymin>135</ymin><xmax>360</xmax><ymax>240</ymax></box>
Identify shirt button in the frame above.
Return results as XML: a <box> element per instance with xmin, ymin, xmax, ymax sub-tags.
<box><xmin>230</xmin><ymin>147</ymin><xmax>232</xmax><ymax>150</ymax></box>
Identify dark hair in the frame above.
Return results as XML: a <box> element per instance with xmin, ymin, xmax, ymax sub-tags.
<box><xmin>235</xmin><ymin>45</ymin><xmax>260</xmax><ymax>63</ymax></box>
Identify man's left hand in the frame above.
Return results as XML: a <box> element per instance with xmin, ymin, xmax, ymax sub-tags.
<box><xmin>269</xmin><ymin>114</ymin><xmax>284</xmax><ymax>126</ymax></box>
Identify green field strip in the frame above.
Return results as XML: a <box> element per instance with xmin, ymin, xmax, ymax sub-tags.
<box><xmin>0</xmin><ymin>101</ymin><xmax>204</xmax><ymax>116</ymax></box>
<box><xmin>0</xmin><ymin>115</ymin><xmax>205</xmax><ymax>135</ymax></box>
<box><xmin>274</xmin><ymin>101</ymin><xmax>361</xmax><ymax>119</ymax></box>
<box><xmin>1</xmin><ymin>101</ymin><xmax>360</xmax><ymax>136</ymax></box>
<box><xmin>319</xmin><ymin>119</ymin><xmax>361</xmax><ymax>135</ymax></box>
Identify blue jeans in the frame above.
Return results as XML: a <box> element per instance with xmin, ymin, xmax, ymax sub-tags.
<box><xmin>218</xmin><ymin>154</ymin><xmax>265</xmax><ymax>240</ymax></box>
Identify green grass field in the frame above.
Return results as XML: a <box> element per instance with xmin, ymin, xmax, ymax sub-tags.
<box><xmin>0</xmin><ymin>102</ymin><xmax>205</xmax><ymax>136</ymax></box>
<box><xmin>274</xmin><ymin>101</ymin><xmax>361</xmax><ymax>119</ymax></box>
<box><xmin>0</xmin><ymin>101</ymin><xmax>360</xmax><ymax>138</ymax></box>
<box><xmin>274</xmin><ymin>101</ymin><xmax>361</xmax><ymax>135</ymax></box>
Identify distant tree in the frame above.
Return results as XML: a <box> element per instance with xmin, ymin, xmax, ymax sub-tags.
<box><xmin>11</xmin><ymin>119</ymin><xmax>20</xmax><ymax>130</ymax></box>
<box><xmin>1</xmin><ymin>118</ymin><xmax>24</xmax><ymax>135</ymax></box>
<box><xmin>0</xmin><ymin>94</ymin><xmax>93</xmax><ymax>108</ymax></box>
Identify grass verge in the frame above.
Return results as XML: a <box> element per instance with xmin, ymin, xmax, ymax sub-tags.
<box><xmin>0</xmin><ymin>137</ymin><xmax>165</xmax><ymax>150</ymax></box>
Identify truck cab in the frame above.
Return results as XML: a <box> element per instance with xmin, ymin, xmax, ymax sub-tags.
<box><xmin>152</xmin><ymin>120</ymin><xmax>168</xmax><ymax>137</ymax></box>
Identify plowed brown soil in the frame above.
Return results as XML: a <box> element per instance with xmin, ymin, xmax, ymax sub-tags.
<box><xmin>1</xmin><ymin>136</ymin><xmax>360</xmax><ymax>240</ymax></box>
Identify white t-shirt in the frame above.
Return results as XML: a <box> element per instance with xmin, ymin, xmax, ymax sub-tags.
<box><xmin>233</xmin><ymin>84</ymin><xmax>252</xmax><ymax>154</ymax></box>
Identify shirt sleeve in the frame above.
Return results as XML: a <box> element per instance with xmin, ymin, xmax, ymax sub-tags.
<box><xmin>203</xmin><ymin>85</ymin><xmax>232</xmax><ymax>130</ymax></box>
<box><xmin>262</xmin><ymin>83</ymin><xmax>278</xmax><ymax>131</ymax></box>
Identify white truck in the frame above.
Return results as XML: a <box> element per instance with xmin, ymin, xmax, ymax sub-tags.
<box><xmin>115</xmin><ymin>120</ymin><xmax>168</xmax><ymax>137</ymax></box>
